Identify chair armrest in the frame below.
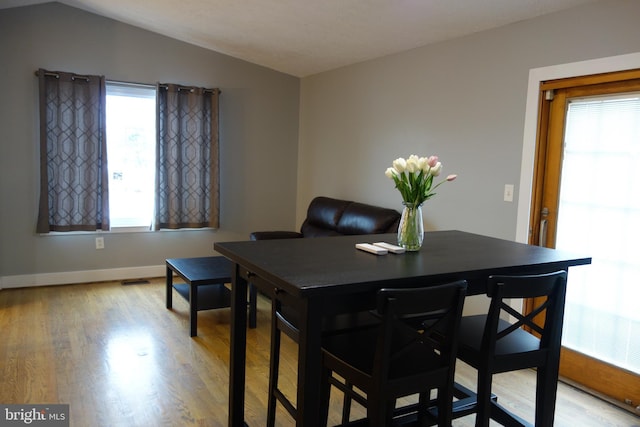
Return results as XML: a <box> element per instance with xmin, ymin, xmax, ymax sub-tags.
<box><xmin>250</xmin><ymin>231</ymin><xmax>303</xmax><ymax>240</ymax></box>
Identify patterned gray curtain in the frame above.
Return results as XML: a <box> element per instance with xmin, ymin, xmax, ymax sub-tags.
<box><xmin>155</xmin><ymin>84</ymin><xmax>220</xmax><ymax>230</ymax></box>
<box><xmin>36</xmin><ymin>69</ymin><xmax>109</xmax><ymax>233</ymax></box>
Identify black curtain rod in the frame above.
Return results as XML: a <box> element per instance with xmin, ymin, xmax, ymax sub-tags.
<box><xmin>158</xmin><ymin>84</ymin><xmax>220</xmax><ymax>94</ymax></box>
<box><xmin>107</xmin><ymin>81</ymin><xmax>219</xmax><ymax>93</ymax></box>
<box><xmin>34</xmin><ymin>70</ymin><xmax>90</xmax><ymax>82</ymax></box>
<box><xmin>35</xmin><ymin>70</ymin><xmax>220</xmax><ymax>93</ymax></box>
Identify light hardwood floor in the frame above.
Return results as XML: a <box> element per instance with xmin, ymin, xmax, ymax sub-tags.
<box><xmin>1</xmin><ymin>278</ymin><xmax>638</xmax><ymax>426</ymax></box>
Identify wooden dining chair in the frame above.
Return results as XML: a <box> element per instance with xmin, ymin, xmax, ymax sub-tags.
<box><xmin>318</xmin><ymin>281</ymin><xmax>468</xmax><ymax>427</ymax></box>
<box><xmin>454</xmin><ymin>270</ymin><xmax>568</xmax><ymax>427</ymax></box>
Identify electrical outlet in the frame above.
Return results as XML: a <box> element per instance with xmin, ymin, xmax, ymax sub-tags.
<box><xmin>504</xmin><ymin>184</ymin><xmax>514</xmax><ymax>202</ymax></box>
<box><xmin>95</xmin><ymin>236</ymin><xmax>104</xmax><ymax>249</ymax></box>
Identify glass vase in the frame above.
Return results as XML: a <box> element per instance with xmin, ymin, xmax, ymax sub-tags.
<box><xmin>397</xmin><ymin>202</ymin><xmax>424</xmax><ymax>251</ymax></box>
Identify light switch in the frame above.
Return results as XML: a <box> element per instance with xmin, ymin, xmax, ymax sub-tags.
<box><xmin>504</xmin><ymin>184</ymin><xmax>514</xmax><ymax>202</ymax></box>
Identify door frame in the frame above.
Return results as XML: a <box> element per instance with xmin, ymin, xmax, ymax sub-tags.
<box><xmin>516</xmin><ymin>52</ymin><xmax>640</xmax><ymax>243</ymax></box>
<box><xmin>516</xmin><ymin>53</ymin><xmax>640</xmax><ymax>412</ymax></box>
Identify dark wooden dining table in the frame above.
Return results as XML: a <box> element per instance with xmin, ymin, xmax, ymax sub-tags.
<box><xmin>214</xmin><ymin>230</ymin><xmax>591</xmax><ymax>427</ymax></box>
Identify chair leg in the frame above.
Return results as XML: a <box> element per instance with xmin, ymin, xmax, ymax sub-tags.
<box><xmin>266</xmin><ymin>303</ymin><xmax>282</xmax><ymax>427</ymax></box>
<box><xmin>386</xmin><ymin>399</ymin><xmax>397</xmax><ymax>426</ymax></box>
<box><xmin>417</xmin><ymin>391</ymin><xmax>431</xmax><ymax>427</ymax></box>
<box><xmin>367</xmin><ymin>397</ymin><xmax>393</xmax><ymax>427</ymax></box>
<box><xmin>319</xmin><ymin>366</ymin><xmax>332</xmax><ymax>427</ymax></box>
<box><xmin>341</xmin><ymin>381</ymin><xmax>353</xmax><ymax>424</ymax></box>
<box><xmin>436</xmin><ymin>387</ymin><xmax>454</xmax><ymax>427</ymax></box>
<box><xmin>475</xmin><ymin>370</ymin><xmax>493</xmax><ymax>427</ymax></box>
<box><xmin>535</xmin><ymin>364</ymin><xmax>558</xmax><ymax>427</ymax></box>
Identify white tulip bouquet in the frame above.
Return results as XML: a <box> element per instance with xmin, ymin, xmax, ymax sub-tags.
<box><xmin>385</xmin><ymin>154</ymin><xmax>457</xmax><ymax>206</ymax></box>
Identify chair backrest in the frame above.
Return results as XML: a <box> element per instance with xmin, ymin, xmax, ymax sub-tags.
<box><xmin>373</xmin><ymin>281</ymin><xmax>468</xmax><ymax>386</ymax></box>
<box><xmin>483</xmin><ymin>270</ymin><xmax>568</xmax><ymax>361</ymax></box>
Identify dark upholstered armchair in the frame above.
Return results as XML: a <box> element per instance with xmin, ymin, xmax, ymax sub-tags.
<box><xmin>250</xmin><ymin>196</ymin><xmax>400</xmax><ymax>240</ymax></box>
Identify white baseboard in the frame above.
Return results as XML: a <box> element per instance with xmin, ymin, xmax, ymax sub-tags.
<box><xmin>0</xmin><ymin>265</ymin><xmax>166</xmax><ymax>289</ymax></box>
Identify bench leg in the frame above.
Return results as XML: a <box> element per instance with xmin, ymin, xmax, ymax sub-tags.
<box><xmin>166</xmin><ymin>265</ymin><xmax>173</xmax><ymax>309</ymax></box>
<box><xmin>190</xmin><ymin>283</ymin><xmax>198</xmax><ymax>337</ymax></box>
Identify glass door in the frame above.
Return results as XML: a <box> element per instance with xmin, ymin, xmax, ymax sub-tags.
<box><xmin>531</xmin><ymin>71</ymin><xmax>640</xmax><ymax>411</ymax></box>
<box><xmin>557</xmin><ymin>93</ymin><xmax>640</xmax><ymax>373</ymax></box>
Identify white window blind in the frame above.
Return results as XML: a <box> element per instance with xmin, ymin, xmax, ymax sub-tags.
<box><xmin>557</xmin><ymin>93</ymin><xmax>640</xmax><ymax>374</ymax></box>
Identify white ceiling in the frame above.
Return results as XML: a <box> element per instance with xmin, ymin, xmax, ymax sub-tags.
<box><xmin>2</xmin><ymin>0</ymin><xmax>595</xmax><ymax>77</ymax></box>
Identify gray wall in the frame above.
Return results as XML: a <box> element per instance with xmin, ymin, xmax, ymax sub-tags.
<box><xmin>3</xmin><ymin>0</ymin><xmax>640</xmax><ymax>287</ymax></box>
<box><xmin>297</xmin><ymin>0</ymin><xmax>640</xmax><ymax>239</ymax></box>
<box><xmin>0</xmin><ymin>3</ymin><xmax>300</xmax><ymax>284</ymax></box>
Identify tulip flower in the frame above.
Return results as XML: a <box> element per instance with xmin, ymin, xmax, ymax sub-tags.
<box><xmin>392</xmin><ymin>157</ymin><xmax>407</xmax><ymax>173</ymax></box>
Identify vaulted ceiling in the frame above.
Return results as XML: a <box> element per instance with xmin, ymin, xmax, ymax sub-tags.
<box><xmin>1</xmin><ymin>0</ymin><xmax>596</xmax><ymax>77</ymax></box>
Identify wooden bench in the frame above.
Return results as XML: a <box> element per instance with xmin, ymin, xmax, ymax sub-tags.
<box><xmin>166</xmin><ymin>256</ymin><xmax>257</xmax><ymax>336</ymax></box>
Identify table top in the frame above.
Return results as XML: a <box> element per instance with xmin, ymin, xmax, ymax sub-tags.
<box><xmin>166</xmin><ymin>256</ymin><xmax>232</xmax><ymax>284</ymax></box>
<box><xmin>214</xmin><ymin>230</ymin><xmax>591</xmax><ymax>297</ymax></box>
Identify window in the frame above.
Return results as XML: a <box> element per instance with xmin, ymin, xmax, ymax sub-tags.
<box><xmin>37</xmin><ymin>68</ymin><xmax>220</xmax><ymax>233</ymax></box>
<box><xmin>105</xmin><ymin>83</ymin><xmax>156</xmax><ymax>229</ymax></box>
